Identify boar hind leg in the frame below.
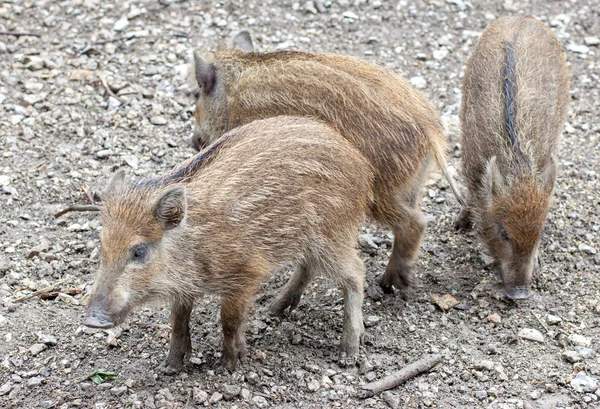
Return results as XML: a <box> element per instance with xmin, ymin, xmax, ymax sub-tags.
<box><xmin>220</xmin><ymin>287</ymin><xmax>258</xmax><ymax>371</ymax></box>
<box><xmin>162</xmin><ymin>299</ymin><xmax>193</xmax><ymax>375</ymax></box>
<box><xmin>374</xmin><ymin>198</ymin><xmax>426</xmax><ymax>295</ymax></box>
<box><xmin>269</xmin><ymin>263</ymin><xmax>316</xmax><ymax>316</ymax></box>
<box><xmin>454</xmin><ymin>206</ymin><xmax>474</xmax><ymax>230</ymax></box>
<box><xmin>323</xmin><ymin>251</ymin><xmax>365</xmax><ymax>357</ymax></box>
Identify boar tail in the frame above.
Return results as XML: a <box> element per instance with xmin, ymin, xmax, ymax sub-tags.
<box><xmin>431</xmin><ymin>131</ymin><xmax>467</xmax><ymax>208</ymax></box>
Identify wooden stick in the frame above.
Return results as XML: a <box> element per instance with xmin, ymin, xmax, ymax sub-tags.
<box><xmin>100</xmin><ymin>76</ymin><xmax>122</xmax><ymax>103</ymax></box>
<box><xmin>358</xmin><ymin>354</ymin><xmax>441</xmax><ymax>398</ymax></box>
<box><xmin>53</xmin><ymin>204</ymin><xmax>101</xmax><ymax>219</ymax></box>
<box><xmin>0</xmin><ymin>31</ymin><xmax>41</xmax><ymax>37</ymax></box>
<box><xmin>12</xmin><ymin>279</ymin><xmax>68</xmax><ymax>303</ymax></box>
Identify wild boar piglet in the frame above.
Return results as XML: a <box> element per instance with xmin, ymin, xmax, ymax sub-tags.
<box><xmin>83</xmin><ymin>116</ymin><xmax>373</xmax><ymax>372</ymax></box>
<box><xmin>190</xmin><ymin>31</ymin><xmax>463</xmax><ymax>296</ymax></box>
<box><xmin>457</xmin><ymin>15</ymin><xmax>569</xmax><ymax>299</ymax></box>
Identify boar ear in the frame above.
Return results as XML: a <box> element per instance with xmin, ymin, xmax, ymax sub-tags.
<box><xmin>483</xmin><ymin>156</ymin><xmax>506</xmax><ymax>199</ymax></box>
<box><xmin>106</xmin><ymin>169</ymin><xmax>127</xmax><ymax>195</ymax></box>
<box><xmin>540</xmin><ymin>156</ymin><xmax>557</xmax><ymax>194</ymax></box>
<box><xmin>193</xmin><ymin>52</ymin><xmax>216</xmax><ymax>95</ymax></box>
<box><xmin>232</xmin><ymin>30</ymin><xmax>254</xmax><ymax>52</ymax></box>
<box><xmin>153</xmin><ymin>186</ymin><xmax>186</xmax><ymax>231</ymax></box>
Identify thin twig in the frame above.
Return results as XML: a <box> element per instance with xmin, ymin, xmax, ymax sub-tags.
<box><xmin>100</xmin><ymin>76</ymin><xmax>122</xmax><ymax>103</ymax></box>
<box><xmin>53</xmin><ymin>204</ymin><xmax>101</xmax><ymax>219</ymax></box>
<box><xmin>358</xmin><ymin>354</ymin><xmax>442</xmax><ymax>398</ymax></box>
<box><xmin>532</xmin><ymin>312</ymin><xmax>550</xmax><ymax>334</ymax></box>
<box><xmin>129</xmin><ymin>321</ymin><xmax>172</xmax><ymax>330</ymax></box>
<box><xmin>12</xmin><ymin>279</ymin><xmax>68</xmax><ymax>303</ymax></box>
<box><xmin>81</xmin><ymin>186</ymin><xmax>96</xmax><ymax>205</ymax></box>
<box><xmin>0</xmin><ymin>31</ymin><xmax>41</xmax><ymax>37</ymax></box>
<box><xmin>77</xmin><ymin>33</ymin><xmax>136</xmax><ymax>55</ymax></box>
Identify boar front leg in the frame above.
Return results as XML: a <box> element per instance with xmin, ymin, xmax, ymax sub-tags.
<box><xmin>161</xmin><ymin>299</ymin><xmax>193</xmax><ymax>375</ymax></box>
<box><xmin>220</xmin><ymin>287</ymin><xmax>258</xmax><ymax>371</ymax></box>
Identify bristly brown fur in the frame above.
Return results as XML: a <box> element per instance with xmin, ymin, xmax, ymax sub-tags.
<box><xmin>457</xmin><ymin>15</ymin><xmax>569</xmax><ymax>299</ymax></box>
<box><xmin>190</xmin><ymin>42</ymin><xmax>456</xmax><ymax>294</ymax></box>
<box><xmin>86</xmin><ymin>116</ymin><xmax>373</xmax><ymax>372</ymax></box>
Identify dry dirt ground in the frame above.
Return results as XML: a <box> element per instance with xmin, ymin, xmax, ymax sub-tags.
<box><xmin>1</xmin><ymin>0</ymin><xmax>600</xmax><ymax>408</ymax></box>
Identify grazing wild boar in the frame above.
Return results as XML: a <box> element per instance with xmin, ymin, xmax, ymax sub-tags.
<box><xmin>83</xmin><ymin>116</ymin><xmax>373</xmax><ymax>373</ymax></box>
<box><xmin>456</xmin><ymin>15</ymin><xmax>569</xmax><ymax>299</ymax></box>
<box><xmin>190</xmin><ymin>31</ymin><xmax>464</xmax><ymax>295</ymax></box>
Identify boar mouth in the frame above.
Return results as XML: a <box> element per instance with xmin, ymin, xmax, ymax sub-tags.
<box><xmin>504</xmin><ymin>285</ymin><xmax>532</xmax><ymax>300</ymax></box>
<box><xmin>83</xmin><ymin>308</ymin><xmax>116</xmax><ymax>329</ymax></box>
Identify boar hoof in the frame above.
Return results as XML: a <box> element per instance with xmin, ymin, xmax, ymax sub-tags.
<box><xmin>376</xmin><ymin>270</ymin><xmax>414</xmax><ymax>297</ymax></box>
<box><xmin>160</xmin><ymin>361</ymin><xmax>184</xmax><ymax>375</ymax></box>
<box><xmin>504</xmin><ymin>286</ymin><xmax>532</xmax><ymax>300</ymax></box>
<box><xmin>268</xmin><ymin>295</ymin><xmax>301</xmax><ymax>317</ymax></box>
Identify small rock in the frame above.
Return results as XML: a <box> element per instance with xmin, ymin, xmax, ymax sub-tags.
<box><xmin>110</xmin><ymin>385</ymin><xmax>127</xmax><ymax>396</ymax></box>
<box><xmin>193</xmin><ymin>388</ymin><xmax>208</xmax><ymax>404</ymax></box>
<box><xmin>307</xmin><ymin>379</ymin><xmax>320</xmax><ymax>391</ymax></box>
<box><xmin>486</xmin><ymin>313</ymin><xmax>502</xmax><ymax>324</ymax></box>
<box><xmin>474</xmin><ymin>360</ymin><xmax>495</xmax><ymax>371</ymax></box>
<box><xmin>27</xmin><ymin>377</ymin><xmax>43</xmax><ymax>388</ymax></box>
<box><xmin>364</xmin><ymin>315</ymin><xmax>381</xmax><ymax>328</ymax></box>
<box><xmin>566</xmin><ymin>43</ymin><xmax>589</xmax><ymax>54</ymax></box>
<box><xmin>584</xmin><ymin>37</ymin><xmax>600</xmax><ymax>46</ymax></box>
<box><xmin>29</xmin><ymin>343</ymin><xmax>47</xmax><ymax>356</ymax></box>
<box><xmin>252</xmin><ymin>396</ymin><xmax>268</xmax><ymax>408</ymax></box>
<box><xmin>474</xmin><ymin>390</ymin><xmax>487</xmax><ymax>400</ymax></box>
<box><xmin>37</xmin><ymin>333</ymin><xmax>57</xmax><ymax>346</ymax></box>
<box><xmin>563</xmin><ymin>350</ymin><xmax>582</xmax><ymax>363</ymax></box>
<box><xmin>95</xmin><ymin>149</ymin><xmax>113</xmax><ymax>159</ymax></box>
<box><xmin>209</xmin><ymin>392</ymin><xmax>223</xmax><ymax>404</ymax></box>
<box><xmin>571</xmin><ymin>371</ymin><xmax>598</xmax><ymax>393</ymax></box>
<box><xmin>241</xmin><ymin>388</ymin><xmax>251</xmax><ymax>399</ymax></box>
<box><xmin>222</xmin><ymin>384</ymin><xmax>241</xmax><ymax>400</ymax></box>
<box><xmin>113</xmin><ymin>16</ymin><xmax>129</xmax><ymax>31</ymax></box>
<box><xmin>546</xmin><ymin>314</ymin><xmax>562</xmax><ymax>325</ymax></box>
<box><xmin>123</xmin><ymin>155</ymin><xmax>138</xmax><ymax>170</ymax></box>
<box><xmin>574</xmin><ymin>346</ymin><xmax>594</xmax><ymax>359</ymax></box>
<box><xmin>381</xmin><ymin>391</ymin><xmax>400</xmax><ymax>409</ymax></box>
<box><xmin>291</xmin><ymin>334</ymin><xmax>302</xmax><ymax>345</ymax></box>
<box><xmin>342</xmin><ymin>11</ymin><xmax>359</xmax><ymax>20</ymax></box>
<box><xmin>518</xmin><ymin>328</ymin><xmax>544</xmax><ymax>343</ymax></box>
<box><xmin>410</xmin><ymin>76</ymin><xmax>427</xmax><ymax>90</ymax></box>
<box><xmin>0</xmin><ymin>382</ymin><xmax>12</xmax><ymax>396</ymax></box>
<box><xmin>431</xmin><ymin>294</ymin><xmax>459</xmax><ymax>311</ymax></box>
<box><xmin>578</xmin><ymin>244</ymin><xmax>597</xmax><ymax>255</ymax></box>
<box><xmin>569</xmin><ymin>334</ymin><xmax>591</xmax><ymax>347</ymax></box>
<box><xmin>150</xmin><ymin>116</ymin><xmax>167</xmax><ymax>126</ymax></box>
<box><xmin>144</xmin><ymin>65</ymin><xmax>158</xmax><ymax>76</ymax></box>
<box><xmin>432</xmin><ymin>48</ymin><xmax>449</xmax><ymax>60</ymax></box>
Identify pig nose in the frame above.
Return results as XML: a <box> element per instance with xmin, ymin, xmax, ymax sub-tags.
<box><xmin>504</xmin><ymin>285</ymin><xmax>532</xmax><ymax>300</ymax></box>
<box><xmin>83</xmin><ymin>308</ymin><xmax>115</xmax><ymax>329</ymax></box>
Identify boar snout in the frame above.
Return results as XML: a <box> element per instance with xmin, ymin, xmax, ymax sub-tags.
<box><xmin>83</xmin><ymin>306</ymin><xmax>114</xmax><ymax>328</ymax></box>
<box><xmin>503</xmin><ymin>284</ymin><xmax>532</xmax><ymax>300</ymax></box>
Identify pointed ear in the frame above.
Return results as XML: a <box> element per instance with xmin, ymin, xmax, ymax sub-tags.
<box><xmin>193</xmin><ymin>52</ymin><xmax>216</xmax><ymax>95</ymax></box>
<box><xmin>540</xmin><ymin>156</ymin><xmax>557</xmax><ymax>194</ymax></box>
<box><xmin>483</xmin><ymin>156</ymin><xmax>506</xmax><ymax>201</ymax></box>
<box><xmin>232</xmin><ymin>30</ymin><xmax>254</xmax><ymax>52</ymax></box>
<box><xmin>152</xmin><ymin>186</ymin><xmax>186</xmax><ymax>231</ymax></box>
<box><xmin>106</xmin><ymin>169</ymin><xmax>127</xmax><ymax>195</ymax></box>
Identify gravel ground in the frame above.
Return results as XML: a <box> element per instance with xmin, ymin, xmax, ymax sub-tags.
<box><xmin>1</xmin><ymin>0</ymin><xmax>599</xmax><ymax>408</ymax></box>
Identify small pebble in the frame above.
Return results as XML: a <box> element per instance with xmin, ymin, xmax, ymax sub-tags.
<box><xmin>518</xmin><ymin>328</ymin><xmax>544</xmax><ymax>343</ymax></box>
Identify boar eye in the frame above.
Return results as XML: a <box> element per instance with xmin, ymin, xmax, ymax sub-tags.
<box><xmin>131</xmin><ymin>244</ymin><xmax>149</xmax><ymax>262</ymax></box>
<box><xmin>496</xmin><ymin>225</ymin><xmax>510</xmax><ymax>241</ymax></box>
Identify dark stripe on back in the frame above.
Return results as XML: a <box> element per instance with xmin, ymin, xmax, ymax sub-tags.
<box><xmin>135</xmin><ymin>129</ymin><xmax>239</xmax><ymax>189</ymax></box>
<box><xmin>504</xmin><ymin>41</ymin><xmax>520</xmax><ymax>153</ymax></box>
